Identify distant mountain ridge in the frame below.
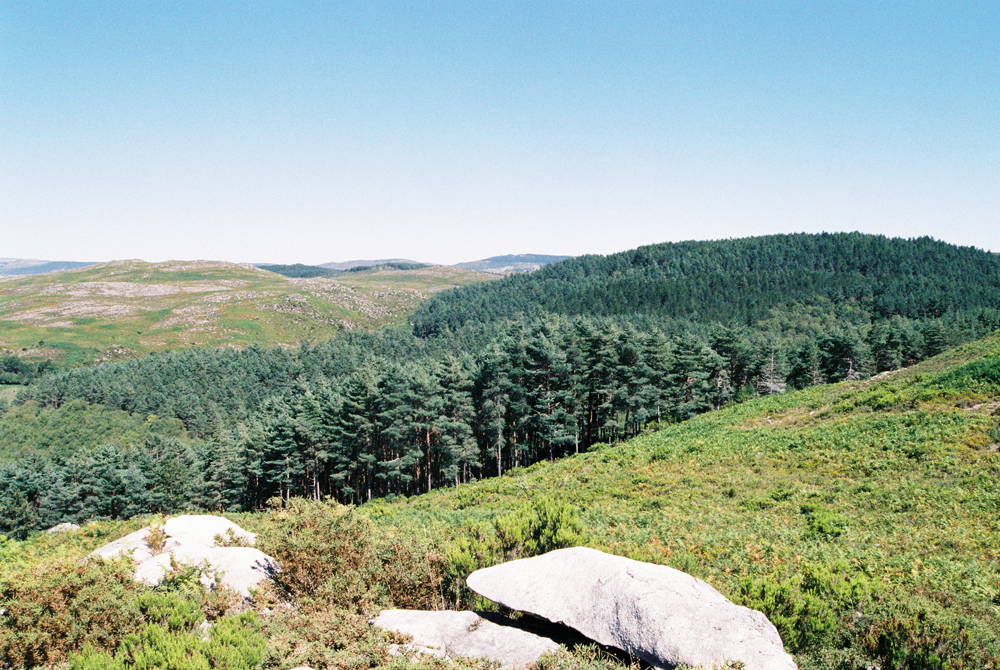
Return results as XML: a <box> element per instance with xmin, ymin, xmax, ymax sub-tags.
<box><xmin>319</xmin><ymin>259</ymin><xmax>424</xmax><ymax>271</ymax></box>
<box><xmin>0</xmin><ymin>258</ymin><xmax>97</xmax><ymax>276</ymax></box>
<box><xmin>455</xmin><ymin>254</ymin><xmax>572</xmax><ymax>274</ymax></box>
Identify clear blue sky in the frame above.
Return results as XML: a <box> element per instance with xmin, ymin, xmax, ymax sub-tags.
<box><xmin>2</xmin><ymin>2</ymin><xmax>997</xmax><ymax>264</ymax></box>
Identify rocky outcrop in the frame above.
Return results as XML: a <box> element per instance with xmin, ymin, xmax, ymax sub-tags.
<box><xmin>467</xmin><ymin>547</ymin><xmax>797</xmax><ymax>670</ymax></box>
<box><xmin>90</xmin><ymin>526</ymin><xmax>157</xmax><ymax>563</ymax></box>
<box><xmin>161</xmin><ymin>514</ymin><xmax>256</xmax><ymax>550</ymax></box>
<box><xmin>372</xmin><ymin>609</ymin><xmax>560</xmax><ymax>669</ymax></box>
<box><xmin>89</xmin><ymin>515</ymin><xmax>276</xmax><ymax>598</ymax></box>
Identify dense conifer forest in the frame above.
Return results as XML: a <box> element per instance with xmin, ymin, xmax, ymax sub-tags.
<box><xmin>411</xmin><ymin>232</ymin><xmax>1000</xmax><ymax>332</ymax></box>
<box><xmin>2</xmin><ymin>233</ymin><xmax>1000</xmax><ymax>537</ymax></box>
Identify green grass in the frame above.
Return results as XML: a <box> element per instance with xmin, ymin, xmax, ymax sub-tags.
<box><xmin>0</xmin><ymin>385</ymin><xmax>22</xmax><ymax>403</ymax></box>
<box><xmin>0</xmin><ymin>260</ymin><xmax>495</xmax><ymax>366</ymax></box>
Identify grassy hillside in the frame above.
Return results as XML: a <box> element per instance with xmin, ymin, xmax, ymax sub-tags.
<box><xmin>4</xmin><ymin>332</ymin><xmax>999</xmax><ymax>669</ymax></box>
<box><xmin>360</xmin><ymin>331</ymin><xmax>1000</xmax><ymax>668</ymax></box>
<box><xmin>0</xmin><ymin>260</ymin><xmax>493</xmax><ymax>367</ymax></box>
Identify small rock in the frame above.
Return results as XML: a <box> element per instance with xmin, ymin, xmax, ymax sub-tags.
<box><xmin>373</xmin><ymin>609</ymin><xmax>559</xmax><ymax>670</ymax></box>
<box><xmin>46</xmin><ymin>522</ymin><xmax>80</xmax><ymax>533</ymax></box>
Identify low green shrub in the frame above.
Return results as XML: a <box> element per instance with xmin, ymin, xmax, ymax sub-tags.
<box><xmin>852</xmin><ymin>594</ymin><xmax>1000</xmax><ymax>670</ymax></box>
<box><xmin>135</xmin><ymin>591</ymin><xmax>204</xmax><ymax>633</ymax></box>
<box><xmin>68</xmin><ymin>612</ymin><xmax>264</xmax><ymax>670</ymax></box>
<box><xmin>800</xmin><ymin>504</ymin><xmax>846</xmax><ymax>539</ymax></box>
<box><xmin>494</xmin><ymin>496</ymin><xmax>587</xmax><ymax>561</ymax></box>
<box><xmin>738</xmin><ymin>560</ymin><xmax>878</xmax><ymax>652</ymax></box>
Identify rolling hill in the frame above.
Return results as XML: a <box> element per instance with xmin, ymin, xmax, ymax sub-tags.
<box><xmin>413</xmin><ymin>233</ymin><xmax>1000</xmax><ymax>334</ymax></box>
<box><xmin>0</xmin><ymin>259</ymin><xmax>494</xmax><ymax>367</ymax></box>
<box><xmin>0</xmin><ymin>258</ymin><xmax>98</xmax><ymax>277</ymax></box>
<box><xmin>455</xmin><ymin>254</ymin><xmax>573</xmax><ymax>274</ymax></box>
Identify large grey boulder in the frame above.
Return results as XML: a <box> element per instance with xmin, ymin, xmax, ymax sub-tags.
<box><xmin>467</xmin><ymin>547</ymin><xmax>797</xmax><ymax>670</ymax></box>
<box><xmin>46</xmin><ymin>522</ymin><xmax>80</xmax><ymax>533</ymax></box>
<box><xmin>133</xmin><ymin>545</ymin><xmax>276</xmax><ymax>597</ymax></box>
<box><xmin>373</xmin><ymin>609</ymin><xmax>560</xmax><ymax>670</ymax></box>
<box><xmin>90</xmin><ymin>515</ymin><xmax>276</xmax><ymax>598</ymax></box>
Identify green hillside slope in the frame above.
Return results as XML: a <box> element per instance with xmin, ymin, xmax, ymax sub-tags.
<box><xmin>364</xmin><ymin>331</ymin><xmax>1000</xmax><ymax>668</ymax></box>
<box><xmin>0</xmin><ymin>259</ymin><xmax>493</xmax><ymax>367</ymax></box>
<box><xmin>4</xmin><ymin>332</ymin><xmax>999</xmax><ymax>669</ymax></box>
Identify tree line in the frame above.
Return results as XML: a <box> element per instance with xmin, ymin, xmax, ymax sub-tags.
<box><xmin>2</xmin><ymin>307</ymin><xmax>992</xmax><ymax>537</ymax></box>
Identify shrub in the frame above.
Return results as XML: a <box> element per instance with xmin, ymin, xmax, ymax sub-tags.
<box><xmin>800</xmin><ymin>504</ymin><xmax>846</xmax><ymax>539</ymax></box>
<box><xmin>852</xmin><ymin>594</ymin><xmax>1000</xmax><ymax>670</ymax></box>
<box><xmin>257</xmin><ymin>498</ymin><xmax>447</xmax><ymax>614</ymax></box>
<box><xmin>0</xmin><ymin>557</ymin><xmax>146</xmax><ymax>667</ymax></box>
<box><xmin>494</xmin><ymin>496</ymin><xmax>587</xmax><ymax>561</ymax></box>
<box><xmin>68</xmin><ymin>612</ymin><xmax>265</xmax><ymax>670</ymax></box>
<box><xmin>135</xmin><ymin>591</ymin><xmax>204</xmax><ymax>633</ymax></box>
<box><xmin>257</xmin><ymin>499</ymin><xmax>381</xmax><ymax>612</ymax></box>
<box><xmin>738</xmin><ymin>560</ymin><xmax>878</xmax><ymax>652</ymax></box>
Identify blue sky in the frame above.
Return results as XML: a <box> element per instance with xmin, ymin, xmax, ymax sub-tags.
<box><xmin>2</xmin><ymin>2</ymin><xmax>997</xmax><ymax>264</ymax></box>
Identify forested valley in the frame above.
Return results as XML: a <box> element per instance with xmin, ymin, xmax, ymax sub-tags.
<box><xmin>3</xmin><ymin>232</ymin><xmax>1000</xmax><ymax>537</ymax></box>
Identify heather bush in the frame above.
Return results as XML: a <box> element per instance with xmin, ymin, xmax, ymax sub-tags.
<box><xmin>256</xmin><ymin>497</ymin><xmax>446</xmax><ymax>613</ymax></box>
<box><xmin>0</xmin><ymin>557</ymin><xmax>145</xmax><ymax>667</ymax></box>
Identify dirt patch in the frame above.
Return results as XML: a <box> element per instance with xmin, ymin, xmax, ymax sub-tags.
<box><xmin>40</xmin><ymin>280</ymin><xmax>250</xmax><ymax>299</ymax></box>
<box><xmin>8</xmin><ymin>300</ymin><xmax>143</xmax><ymax>323</ymax></box>
<box><xmin>42</xmin><ymin>282</ymin><xmax>182</xmax><ymax>298</ymax></box>
<box><xmin>2</xmin><ymin>347</ymin><xmax>64</xmax><ymax>361</ymax></box>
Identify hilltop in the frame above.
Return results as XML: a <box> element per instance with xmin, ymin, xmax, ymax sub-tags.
<box><xmin>414</xmin><ymin>233</ymin><xmax>1000</xmax><ymax>334</ymax></box>
<box><xmin>455</xmin><ymin>254</ymin><xmax>573</xmax><ymax>274</ymax></box>
<box><xmin>0</xmin><ymin>258</ymin><xmax>98</xmax><ymax>277</ymax></box>
<box><xmin>0</xmin><ymin>259</ymin><xmax>494</xmax><ymax>367</ymax></box>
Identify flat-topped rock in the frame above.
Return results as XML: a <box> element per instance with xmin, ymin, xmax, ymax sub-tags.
<box><xmin>162</xmin><ymin>514</ymin><xmax>256</xmax><ymax>550</ymax></box>
<box><xmin>467</xmin><ymin>547</ymin><xmax>797</xmax><ymax>670</ymax></box>
<box><xmin>373</xmin><ymin>609</ymin><xmax>560</xmax><ymax>670</ymax></box>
